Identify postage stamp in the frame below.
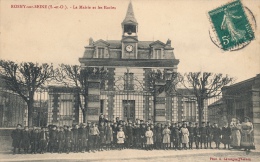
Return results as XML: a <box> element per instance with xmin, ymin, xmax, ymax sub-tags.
<box><xmin>208</xmin><ymin>0</ymin><xmax>255</xmax><ymax>51</ymax></box>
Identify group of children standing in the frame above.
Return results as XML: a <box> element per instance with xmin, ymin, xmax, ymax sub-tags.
<box><xmin>11</xmin><ymin>118</ymin><xmax>236</xmax><ymax>154</ymax></box>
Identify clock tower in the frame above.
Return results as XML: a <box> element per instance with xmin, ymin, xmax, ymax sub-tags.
<box><xmin>121</xmin><ymin>1</ymin><xmax>138</xmax><ymax>59</ymax></box>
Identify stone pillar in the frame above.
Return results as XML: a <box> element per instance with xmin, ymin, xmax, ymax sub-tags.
<box><xmin>87</xmin><ymin>80</ymin><xmax>101</xmax><ymax>122</ymax></box>
<box><xmin>51</xmin><ymin>94</ymin><xmax>60</xmax><ymax>125</ymax></box>
<box><xmin>154</xmin><ymin>82</ymin><xmax>166</xmax><ymax>122</ymax></box>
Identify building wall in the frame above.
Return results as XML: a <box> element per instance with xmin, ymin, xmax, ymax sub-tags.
<box><xmin>0</xmin><ymin>89</ymin><xmax>26</xmax><ymax>127</ymax></box>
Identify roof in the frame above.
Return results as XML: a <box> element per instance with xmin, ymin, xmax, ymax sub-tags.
<box><xmin>86</xmin><ymin>40</ymin><xmax>162</xmax><ymax>49</ymax></box>
<box><xmin>222</xmin><ymin>74</ymin><xmax>260</xmax><ymax>94</ymax></box>
<box><xmin>122</xmin><ymin>1</ymin><xmax>138</xmax><ymax>25</ymax></box>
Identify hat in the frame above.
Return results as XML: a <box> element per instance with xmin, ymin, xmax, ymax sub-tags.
<box><xmin>195</xmin><ymin>123</ymin><xmax>198</xmax><ymax>125</ymax></box>
<box><xmin>87</xmin><ymin>121</ymin><xmax>91</xmax><ymax>124</ymax></box>
<box><xmin>202</xmin><ymin>122</ymin><xmax>205</xmax><ymax>124</ymax></box>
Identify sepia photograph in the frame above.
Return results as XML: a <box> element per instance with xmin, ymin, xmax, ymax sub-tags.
<box><xmin>0</xmin><ymin>0</ymin><xmax>259</xmax><ymax>161</ymax></box>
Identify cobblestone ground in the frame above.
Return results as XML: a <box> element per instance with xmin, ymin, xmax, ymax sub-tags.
<box><xmin>0</xmin><ymin>148</ymin><xmax>258</xmax><ymax>162</ymax></box>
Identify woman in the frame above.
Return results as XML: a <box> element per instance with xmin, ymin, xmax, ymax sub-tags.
<box><xmin>230</xmin><ymin>118</ymin><xmax>241</xmax><ymax>149</ymax></box>
<box><xmin>240</xmin><ymin>117</ymin><xmax>255</xmax><ymax>152</ymax></box>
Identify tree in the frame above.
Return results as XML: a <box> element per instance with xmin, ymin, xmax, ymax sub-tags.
<box><xmin>147</xmin><ymin>69</ymin><xmax>179</xmax><ymax>121</ymax></box>
<box><xmin>0</xmin><ymin>60</ymin><xmax>54</xmax><ymax>127</ymax></box>
<box><xmin>179</xmin><ymin>72</ymin><xmax>234</xmax><ymax>126</ymax></box>
<box><xmin>56</xmin><ymin>64</ymin><xmax>107</xmax><ymax>123</ymax></box>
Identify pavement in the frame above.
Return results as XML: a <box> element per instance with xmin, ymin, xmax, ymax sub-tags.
<box><xmin>0</xmin><ymin>136</ymin><xmax>259</xmax><ymax>162</ymax></box>
<box><xmin>0</xmin><ymin>147</ymin><xmax>259</xmax><ymax>162</ymax></box>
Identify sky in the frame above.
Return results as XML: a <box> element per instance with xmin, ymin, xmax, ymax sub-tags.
<box><xmin>1</xmin><ymin>0</ymin><xmax>260</xmax><ymax>82</ymax></box>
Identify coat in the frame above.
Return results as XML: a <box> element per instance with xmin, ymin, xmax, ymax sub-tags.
<box><xmin>221</xmin><ymin>127</ymin><xmax>231</xmax><ymax>144</ymax></box>
<box><xmin>155</xmin><ymin>126</ymin><xmax>163</xmax><ymax>143</ymax></box>
<box><xmin>181</xmin><ymin>127</ymin><xmax>189</xmax><ymax>144</ymax></box>
<box><xmin>21</xmin><ymin>130</ymin><xmax>30</xmax><ymax>148</ymax></box>
<box><xmin>117</xmin><ymin>131</ymin><xmax>125</xmax><ymax>144</ymax></box>
<box><xmin>145</xmin><ymin>130</ymin><xmax>154</xmax><ymax>145</ymax></box>
<box><xmin>98</xmin><ymin>126</ymin><xmax>106</xmax><ymax>144</ymax></box>
<box><xmin>213</xmin><ymin>127</ymin><xmax>221</xmax><ymax>143</ymax></box>
<box><xmin>105</xmin><ymin>126</ymin><xmax>113</xmax><ymax>144</ymax></box>
<box><xmin>162</xmin><ymin>128</ymin><xmax>171</xmax><ymax>144</ymax></box>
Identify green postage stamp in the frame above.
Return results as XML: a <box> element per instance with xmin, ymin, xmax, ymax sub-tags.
<box><xmin>208</xmin><ymin>0</ymin><xmax>255</xmax><ymax>51</ymax></box>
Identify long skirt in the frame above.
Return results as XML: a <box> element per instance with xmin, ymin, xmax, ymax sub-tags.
<box><xmin>240</xmin><ymin>132</ymin><xmax>255</xmax><ymax>149</ymax></box>
<box><xmin>231</xmin><ymin>130</ymin><xmax>241</xmax><ymax>147</ymax></box>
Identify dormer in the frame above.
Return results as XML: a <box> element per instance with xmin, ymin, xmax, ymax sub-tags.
<box><xmin>93</xmin><ymin>39</ymin><xmax>110</xmax><ymax>58</ymax></box>
<box><xmin>150</xmin><ymin>40</ymin><xmax>166</xmax><ymax>59</ymax></box>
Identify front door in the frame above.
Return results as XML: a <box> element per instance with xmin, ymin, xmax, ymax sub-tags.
<box><xmin>123</xmin><ymin>100</ymin><xmax>135</xmax><ymax>122</ymax></box>
<box><xmin>236</xmin><ymin>109</ymin><xmax>244</xmax><ymax>122</ymax></box>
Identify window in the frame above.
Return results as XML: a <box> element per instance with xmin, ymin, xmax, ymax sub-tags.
<box><xmin>183</xmin><ymin>101</ymin><xmax>196</xmax><ymax>121</ymax></box>
<box><xmin>98</xmin><ymin>48</ymin><xmax>105</xmax><ymax>58</ymax></box>
<box><xmin>124</xmin><ymin>73</ymin><xmax>134</xmax><ymax>90</ymax></box>
<box><xmin>154</xmin><ymin>49</ymin><xmax>163</xmax><ymax>59</ymax></box>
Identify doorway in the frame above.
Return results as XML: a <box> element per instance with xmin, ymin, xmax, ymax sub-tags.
<box><xmin>123</xmin><ymin>100</ymin><xmax>135</xmax><ymax>122</ymax></box>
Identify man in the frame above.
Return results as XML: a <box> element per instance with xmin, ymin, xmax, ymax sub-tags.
<box><xmin>187</xmin><ymin>122</ymin><xmax>194</xmax><ymax>149</ymax></box>
<box><xmin>11</xmin><ymin>124</ymin><xmax>23</xmax><ymax>154</ymax></box>
<box><xmin>206</xmin><ymin>121</ymin><xmax>213</xmax><ymax>149</ymax></box>
<box><xmin>178</xmin><ymin>122</ymin><xmax>183</xmax><ymax>149</ymax></box>
<box><xmin>39</xmin><ymin>127</ymin><xmax>48</xmax><ymax>154</ymax></box>
<box><xmin>199</xmin><ymin>122</ymin><xmax>207</xmax><ymax>149</ymax></box>
<box><xmin>171</xmin><ymin>123</ymin><xmax>180</xmax><ymax>150</ymax></box>
<box><xmin>72</xmin><ymin>124</ymin><xmax>79</xmax><ymax>153</ymax></box>
<box><xmin>49</xmin><ymin>126</ymin><xmax>58</xmax><ymax>153</ymax></box>
<box><xmin>21</xmin><ymin>126</ymin><xmax>30</xmax><ymax>154</ymax></box>
<box><xmin>64</xmin><ymin>126</ymin><xmax>73</xmax><ymax>154</ymax></box>
<box><xmin>78</xmin><ymin>123</ymin><xmax>87</xmax><ymax>152</ymax></box>
<box><xmin>85</xmin><ymin>122</ymin><xmax>91</xmax><ymax>152</ymax></box>
<box><xmin>140</xmin><ymin>124</ymin><xmax>146</xmax><ymax>149</ymax></box>
<box><xmin>30</xmin><ymin>126</ymin><xmax>39</xmax><ymax>154</ymax></box>
<box><xmin>57</xmin><ymin>127</ymin><xmax>65</xmax><ymax>153</ymax></box>
<box><xmin>126</xmin><ymin>122</ymin><xmax>133</xmax><ymax>148</ymax></box>
<box><xmin>194</xmin><ymin>123</ymin><xmax>200</xmax><ymax>149</ymax></box>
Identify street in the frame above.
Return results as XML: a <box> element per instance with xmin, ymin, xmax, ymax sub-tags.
<box><xmin>0</xmin><ymin>148</ymin><xmax>258</xmax><ymax>162</ymax></box>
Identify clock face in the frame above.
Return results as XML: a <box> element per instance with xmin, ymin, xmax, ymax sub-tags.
<box><xmin>125</xmin><ymin>45</ymin><xmax>133</xmax><ymax>52</ymax></box>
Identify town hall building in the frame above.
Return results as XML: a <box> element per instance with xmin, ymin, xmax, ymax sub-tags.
<box><xmin>47</xmin><ymin>1</ymin><xmax>208</xmax><ymax>126</ymax></box>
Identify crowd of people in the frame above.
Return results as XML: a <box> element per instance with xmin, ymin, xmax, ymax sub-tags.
<box><xmin>11</xmin><ymin>115</ymin><xmax>255</xmax><ymax>155</ymax></box>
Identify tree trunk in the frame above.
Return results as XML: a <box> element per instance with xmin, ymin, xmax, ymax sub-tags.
<box><xmin>197</xmin><ymin>97</ymin><xmax>204</xmax><ymax>127</ymax></box>
<box><xmin>27</xmin><ymin>100</ymin><xmax>34</xmax><ymax>127</ymax></box>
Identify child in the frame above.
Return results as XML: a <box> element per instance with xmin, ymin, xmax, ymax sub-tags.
<box><xmin>162</xmin><ymin>125</ymin><xmax>171</xmax><ymax>150</ymax></box>
<box><xmin>222</xmin><ymin>123</ymin><xmax>231</xmax><ymax>149</ymax></box>
<box><xmin>213</xmin><ymin>123</ymin><xmax>221</xmax><ymax>149</ymax></box>
<box><xmin>145</xmin><ymin>126</ymin><xmax>153</xmax><ymax>150</ymax></box>
<box><xmin>117</xmin><ymin>127</ymin><xmax>125</xmax><ymax>150</ymax></box>
<box><xmin>181</xmin><ymin>123</ymin><xmax>189</xmax><ymax>150</ymax></box>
